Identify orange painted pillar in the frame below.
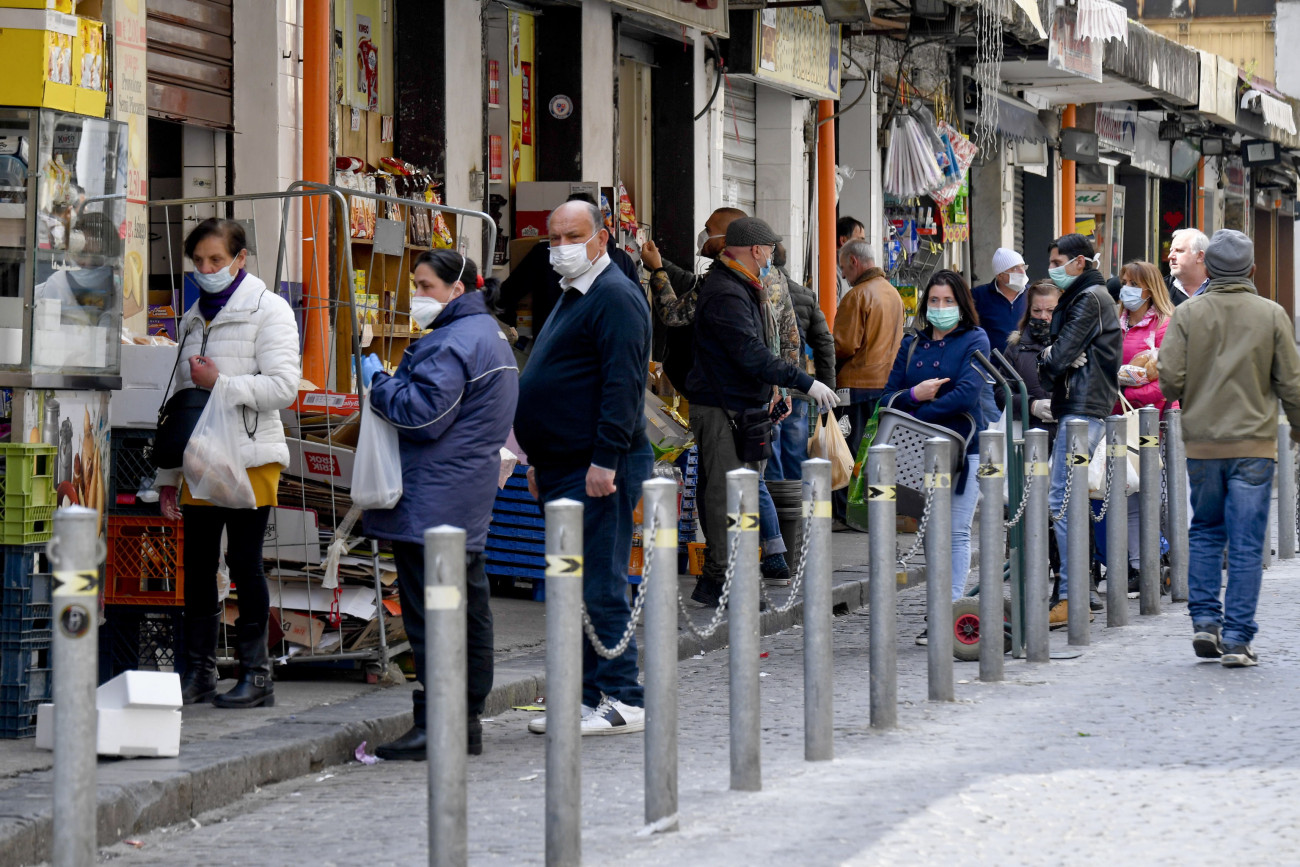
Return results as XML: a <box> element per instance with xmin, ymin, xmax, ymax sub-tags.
<box><xmin>1196</xmin><ymin>157</ymin><xmax>1206</xmax><ymax>232</ymax></box>
<box><xmin>816</xmin><ymin>99</ymin><xmax>837</xmax><ymax>329</ymax></box>
<box><xmin>301</xmin><ymin>0</ymin><xmax>330</xmax><ymax>389</ymax></box>
<box><xmin>1060</xmin><ymin>104</ymin><xmax>1076</xmax><ymax>237</ymax></box>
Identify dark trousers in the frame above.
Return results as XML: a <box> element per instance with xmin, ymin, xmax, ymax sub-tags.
<box><xmin>393</xmin><ymin>543</ymin><xmax>495</xmax><ymax>721</ymax></box>
<box><xmin>534</xmin><ymin>442</ymin><xmax>652</xmax><ymax>708</ymax></box>
<box><xmin>832</xmin><ymin>389</ymin><xmax>883</xmax><ymax>521</ymax></box>
<box><xmin>182</xmin><ymin>505</ymin><xmax>271</xmax><ymax>625</ymax></box>
<box><xmin>690</xmin><ymin>404</ymin><xmax>763</xmax><ymax>580</ymax></box>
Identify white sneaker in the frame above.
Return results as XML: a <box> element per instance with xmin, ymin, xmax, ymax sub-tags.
<box><xmin>527</xmin><ymin>703</ymin><xmax>595</xmax><ymax>734</ymax></box>
<box><xmin>580</xmin><ymin>697</ymin><xmax>645</xmax><ymax>736</ymax></box>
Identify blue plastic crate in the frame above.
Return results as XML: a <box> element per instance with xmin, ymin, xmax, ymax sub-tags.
<box><xmin>1</xmin><ymin>545</ymin><xmax>53</xmax><ymax>647</ymax></box>
<box><xmin>0</xmin><ymin>683</ymin><xmax>43</xmax><ymax>738</ymax></box>
<box><xmin>485</xmin><ymin>536</ymin><xmax>546</xmax><ymax>556</ymax></box>
<box><xmin>487</xmin><ymin>524</ymin><xmax>546</xmax><ymax>542</ymax></box>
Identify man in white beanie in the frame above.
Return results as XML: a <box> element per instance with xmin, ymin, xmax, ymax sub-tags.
<box><xmin>972</xmin><ymin>247</ymin><xmax>1029</xmax><ymax>425</ymax></box>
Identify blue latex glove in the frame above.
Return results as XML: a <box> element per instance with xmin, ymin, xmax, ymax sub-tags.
<box><xmin>360</xmin><ymin>353</ymin><xmax>384</xmax><ymax>389</ymax></box>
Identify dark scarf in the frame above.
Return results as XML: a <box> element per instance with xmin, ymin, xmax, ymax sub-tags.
<box><xmin>198</xmin><ymin>269</ymin><xmax>247</xmax><ymax>321</ymax></box>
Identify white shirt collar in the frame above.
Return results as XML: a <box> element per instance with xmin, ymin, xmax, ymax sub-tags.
<box><xmin>560</xmin><ymin>253</ymin><xmax>611</xmax><ymax>295</ymax></box>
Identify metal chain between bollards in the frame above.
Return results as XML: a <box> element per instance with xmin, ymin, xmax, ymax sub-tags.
<box><xmin>677</xmin><ymin>532</ymin><xmax>742</xmax><ymax>640</ymax></box>
<box><xmin>896</xmin><ymin>485</ymin><xmax>934</xmax><ymax>568</ymax></box>
<box><xmin>581</xmin><ymin>513</ymin><xmax>657</xmax><ymax>660</ymax></box>
<box><xmin>1004</xmin><ymin>465</ymin><xmax>1036</xmax><ymax>530</ymax></box>
<box><xmin>1050</xmin><ymin>456</ymin><xmax>1073</xmax><ymax>523</ymax></box>
<box><xmin>759</xmin><ymin>483</ymin><xmax>817</xmax><ymax>615</ymax></box>
<box><xmin>1091</xmin><ymin>450</ymin><xmax>1115</xmax><ymax>523</ymax></box>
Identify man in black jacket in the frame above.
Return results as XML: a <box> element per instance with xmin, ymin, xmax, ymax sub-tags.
<box><xmin>686</xmin><ymin>217</ymin><xmax>839</xmax><ymax>606</ymax></box>
<box><xmin>1039</xmin><ymin>234</ymin><xmax>1122</xmax><ymax>625</ymax></box>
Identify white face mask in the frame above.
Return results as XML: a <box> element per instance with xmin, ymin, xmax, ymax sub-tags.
<box><xmin>410</xmin><ymin>296</ymin><xmax>445</xmax><ymax>329</ymax></box>
<box><xmin>193</xmin><ymin>262</ymin><xmax>238</xmax><ymax>294</ymax></box>
<box><xmin>1006</xmin><ymin>272</ymin><xmax>1029</xmax><ymax>293</ymax></box>
<box><xmin>697</xmin><ymin>229</ymin><xmax>724</xmax><ymax>256</ymax></box>
<box><xmin>549</xmin><ymin>234</ymin><xmax>597</xmax><ymax>279</ymax></box>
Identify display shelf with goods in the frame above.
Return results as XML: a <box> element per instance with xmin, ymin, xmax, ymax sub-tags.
<box><xmin>884</xmin><ymin>196</ymin><xmax>946</xmax><ymax>322</ymax></box>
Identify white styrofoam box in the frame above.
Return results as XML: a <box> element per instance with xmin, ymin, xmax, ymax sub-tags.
<box><xmin>109</xmin><ymin>386</ymin><xmax>165</xmax><ymax>429</ymax></box>
<box><xmin>264</xmin><ymin>506</ymin><xmax>322</xmax><ymax>565</ymax></box>
<box><xmin>119</xmin><ymin>343</ymin><xmax>178</xmax><ymax>390</ymax></box>
<box><xmin>97</xmin><ymin>670</ymin><xmax>182</xmax><ymax>710</ymax></box>
<box><xmin>284</xmin><ymin>437</ymin><xmax>355</xmax><ymax>489</ymax></box>
<box><xmin>36</xmin><ymin>702</ymin><xmax>183</xmax><ymax>758</ymax></box>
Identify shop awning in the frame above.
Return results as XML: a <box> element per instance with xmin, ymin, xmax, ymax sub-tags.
<box><xmin>1101</xmin><ymin>20</ymin><xmax>1199</xmax><ymax>106</ymax></box>
<box><xmin>993</xmin><ymin>91</ymin><xmax>1049</xmax><ymax>142</ymax></box>
<box><xmin>1240</xmin><ymin>89</ymin><xmax>1298</xmax><ymax>136</ymax></box>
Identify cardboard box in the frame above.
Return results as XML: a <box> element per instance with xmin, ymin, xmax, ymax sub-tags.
<box><xmin>284</xmin><ymin>437</ymin><xmax>356</xmax><ymax>488</ymax></box>
<box><xmin>273</xmin><ymin>608</ymin><xmax>325</xmax><ymax>648</ymax></box>
<box><xmin>0</xmin><ymin>8</ymin><xmax>78</xmax><ymax>112</ymax></box>
<box><xmin>119</xmin><ymin>343</ymin><xmax>177</xmax><ymax>390</ymax></box>
<box><xmin>514</xmin><ymin>180</ymin><xmax>600</xmax><ymax>238</ymax></box>
<box><xmin>688</xmin><ymin>542</ymin><xmax>706</xmax><ymax>575</ymax></box>
<box><xmin>109</xmin><ymin>386</ymin><xmax>164</xmax><ymax>428</ymax></box>
<box><xmin>0</xmin><ymin>1</ymin><xmax>75</xmax><ymax>11</ymax></box>
<box><xmin>263</xmin><ymin>506</ymin><xmax>322</xmax><ymax>565</ymax></box>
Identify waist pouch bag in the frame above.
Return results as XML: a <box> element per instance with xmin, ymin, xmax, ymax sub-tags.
<box><xmin>152</xmin><ymin>387</ymin><xmax>211</xmax><ymax>470</ymax></box>
<box><xmin>729</xmin><ymin>405</ymin><xmax>774</xmax><ymax>463</ymax></box>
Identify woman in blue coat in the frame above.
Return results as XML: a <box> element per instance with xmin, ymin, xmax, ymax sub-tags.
<box><xmin>883</xmin><ymin>269</ymin><xmax>990</xmax><ymax>644</ymax></box>
<box><xmin>362</xmin><ymin>250</ymin><xmax>519</xmax><ymax>760</ymax></box>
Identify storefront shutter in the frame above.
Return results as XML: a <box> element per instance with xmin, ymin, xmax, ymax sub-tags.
<box><xmin>146</xmin><ymin>0</ymin><xmax>234</xmax><ymax>129</ymax></box>
<box><xmin>722</xmin><ymin>77</ymin><xmax>756</xmax><ymax>216</ymax></box>
<box><xmin>1013</xmin><ymin>167</ymin><xmax>1025</xmax><ymax>254</ymax></box>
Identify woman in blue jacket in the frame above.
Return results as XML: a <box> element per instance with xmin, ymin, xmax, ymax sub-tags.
<box><xmin>362</xmin><ymin>250</ymin><xmax>519</xmax><ymax>760</ymax></box>
<box><xmin>884</xmin><ymin>270</ymin><xmax>990</xmax><ymax>644</ymax></box>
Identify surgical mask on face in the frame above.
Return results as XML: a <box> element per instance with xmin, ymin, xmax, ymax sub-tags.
<box><xmin>1119</xmin><ymin>285</ymin><xmax>1147</xmax><ymax>311</ymax></box>
<box><xmin>926</xmin><ymin>306</ymin><xmax>961</xmax><ymax>331</ymax></box>
<box><xmin>410</xmin><ymin>295</ymin><xmax>445</xmax><ymax>330</ymax></box>
<box><xmin>549</xmin><ymin>234</ymin><xmax>596</xmax><ymax>279</ymax></box>
<box><xmin>758</xmin><ymin>248</ymin><xmax>773</xmax><ymax>282</ymax></box>
<box><xmin>1047</xmin><ymin>264</ymin><xmax>1073</xmax><ymax>290</ymax></box>
<box><xmin>1006</xmin><ymin>272</ymin><xmax>1028</xmax><ymax>293</ymax></box>
<box><xmin>192</xmin><ymin>263</ymin><xmax>238</xmax><ymax>294</ymax></box>
<box><xmin>697</xmin><ymin>229</ymin><xmax>724</xmax><ymax>256</ymax></box>
<box><xmin>1027</xmin><ymin>318</ymin><xmax>1053</xmax><ymax>343</ymax></box>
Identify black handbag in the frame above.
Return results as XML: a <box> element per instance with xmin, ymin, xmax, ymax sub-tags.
<box><xmin>148</xmin><ymin>324</ymin><xmax>209</xmax><ymax>471</ymax></box>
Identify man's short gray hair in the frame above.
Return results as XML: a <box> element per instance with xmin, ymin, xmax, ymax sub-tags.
<box><xmin>1171</xmin><ymin>227</ymin><xmax>1209</xmax><ymax>254</ymax></box>
<box><xmin>547</xmin><ymin>201</ymin><xmax>604</xmax><ymax>237</ymax></box>
<box><xmin>840</xmin><ymin>238</ymin><xmax>876</xmax><ymax>265</ymax></box>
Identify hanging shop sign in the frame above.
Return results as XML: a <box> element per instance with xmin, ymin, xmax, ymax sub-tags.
<box><xmin>521</xmin><ymin>62</ymin><xmax>533</xmax><ymax>146</ymax></box>
<box><xmin>611</xmin><ymin>0</ymin><xmax>729</xmax><ymax>38</ymax></box>
<box><xmin>1096</xmin><ymin>102</ymin><xmax>1137</xmax><ymax>153</ymax></box>
<box><xmin>1197</xmin><ymin>50</ymin><xmax>1238</xmax><ymax>128</ymax></box>
<box><xmin>1048</xmin><ymin>8</ymin><xmax>1102</xmax><ymax>84</ymax></box>
<box><xmin>1131</xmin><ymin>117</ymin><xmax>1170</xmax><ymax>178</ymax></box>
<box><xmin>726</xmin><ymin>8</ymin><xmax>842</xmax><ymax>101</ymax></box>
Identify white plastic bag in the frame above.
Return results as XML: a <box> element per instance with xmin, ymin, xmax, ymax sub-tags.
<box><xmin>182</xmin><ymin>378</ymin><xmax>256</xmax><ymax>509</ymax></box>
<box><xmin>1089</xmin><ymin>394</ymin><xmax>1143</xmax><ymax>499</ymax></box>
<box><xmin>350</xmin><ymin>394</ymin><xmax>403</xmax><ymax>510</ymax></box>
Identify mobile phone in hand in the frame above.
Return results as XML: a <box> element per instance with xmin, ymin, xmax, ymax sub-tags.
<box><xmin>769</xmin><ymin>398</ymin><xmax>788</xmax><ymax>423</ymax></box>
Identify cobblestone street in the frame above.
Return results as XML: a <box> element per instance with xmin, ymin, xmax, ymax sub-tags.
<box><xmin>90</xmin><ymin>557</ymin><xmax>1300</xmax><ymax>866</ymax></box>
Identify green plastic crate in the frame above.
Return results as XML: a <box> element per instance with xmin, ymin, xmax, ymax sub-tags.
<box><xmin>0</xmin><ymin>445</ymin><xmax>55</xmax><ymax>497</ymax></box>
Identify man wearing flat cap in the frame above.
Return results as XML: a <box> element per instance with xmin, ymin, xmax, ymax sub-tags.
<box><xmin>1160</xmin><ymin>229</ymin><xmax>1300</xmax><ymax>668</ymax></box>
<box><xmin>685</xmin><ymin>217</ymin><xmax>840</xmax><ymax>607</ymax></box>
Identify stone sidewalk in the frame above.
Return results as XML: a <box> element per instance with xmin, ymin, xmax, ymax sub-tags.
<box><xmin>0</xmin><ymin>528</ymin><xmax>930</xmax><ymax>867</ymax></box>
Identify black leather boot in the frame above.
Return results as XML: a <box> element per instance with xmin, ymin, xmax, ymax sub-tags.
<box><xmin>376</xmin><ymin>725</ymin><xmax>428</xmax><ymax>761</ymax></box>
<box><xmin>179</xmin><ymin>613</ymin><xmax>220</xmax><ymax>705</ymax></box>
<box><xmin>213</xmin><ymin>621</ymin><xmax>274</xmax><ymax>709</ymax></box>
<box><xmin>468</xmin><ymin>714</ymin><xmax>483</xmax><ymax>756</ymax></box>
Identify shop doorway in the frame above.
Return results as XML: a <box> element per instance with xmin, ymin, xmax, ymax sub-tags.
<box><xmin>619</xmin><ymin>56</ymin><xmax>654</xmax><ymax>235</ymax></box>
<box><xmin>1255</xmin><ymin>207</ymin><xmax>1275</xmax><ymax>302</ymax></box>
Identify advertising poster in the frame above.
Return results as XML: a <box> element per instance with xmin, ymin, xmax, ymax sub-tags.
<box><xmin>14</xmin><ymin>389</ymin><xmax>110</xmax><ymax>532</ymax></box>
<box><xmin>110</xmin><ymin>0</ymin><xmax>148</xmax><ymax>335</ymax></box>
<box><xmin>1048</xmin><ymin>9</ymin><xmax>1103</xmax><ymax>84</ymax></box>
<box><xmin>747</xmin><ymin>8</ymin><xmax>841</xmax><ymax>100</ymax></box>
<box><xmin>507</xmin><ymin>11</ymin><xmax>536</xmax><ymax>191</ymax></box>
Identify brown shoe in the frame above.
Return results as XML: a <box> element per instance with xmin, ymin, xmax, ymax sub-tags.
<box><xmin>1048</xmin><ymin>599</ymin><xmax>1094</xmax><ymax>630</ymax></box>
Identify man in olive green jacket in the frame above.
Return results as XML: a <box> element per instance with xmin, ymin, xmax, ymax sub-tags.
<box><xmin>1158</xmin><ymin>229</ymin><xmax>1300</xmax><ymax>668</ymax></box>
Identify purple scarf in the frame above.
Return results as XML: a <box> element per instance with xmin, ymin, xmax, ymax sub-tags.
<box><xmin>198</xmin><ymin>269</ymin><xmax>247</xmax><ymax>321</ymax></box>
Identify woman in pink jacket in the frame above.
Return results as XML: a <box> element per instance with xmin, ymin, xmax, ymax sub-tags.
<box><xmin>1113</xmin><ymin>260</ymin><xmax>1176</xmax><ymax>594</ymax></box>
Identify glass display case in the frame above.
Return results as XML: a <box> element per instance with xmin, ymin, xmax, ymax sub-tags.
<box><xmin>0</xmin><ymin>107</ymin><xmax>126</xmax><ymax>389</ymax></box>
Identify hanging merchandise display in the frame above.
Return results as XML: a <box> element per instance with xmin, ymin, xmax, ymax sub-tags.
<box><xmin>883</xmin><ymin>106</ymin><xmax>958</xmax><ymax>198</ymax></box>
<box><xmin>974</xmin><ymin>0</ymin><xmax>1006</xmax><ymax>155</ymax></box>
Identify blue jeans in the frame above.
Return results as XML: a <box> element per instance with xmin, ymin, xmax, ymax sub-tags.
<box><xmin>1049</xmin><ymin>415</ymin><xmax>1106</xmax><ymax>599</ymax></box>
<box><xmin>951</xmin><ymin>454</ymin><xmax>981</xmax><ymax>601</ymax></box>
<box><xmin>533</xmin><ymin>441</ymin><xmax>653</xmax><ymax>707</ymax></box>
<box><xmin>757</xmin><ymin>477</ymin><xmax>786</xmax><ymax>556</ymax></box>
<box><xmin>1187</xmin><ymin>457</ymin><xmax>1274</xmax><ymax>646</ymax></box>
<box><xmin>979</xmin><ymin>383</ymin><xmax>1000</xmax><ymax>432</ymax></box>
<box><xmin>766</xmin><ymin>399</ymin><xmax>810</xmax><ymax>481</ymax></box>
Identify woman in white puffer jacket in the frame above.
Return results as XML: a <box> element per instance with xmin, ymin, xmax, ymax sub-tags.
<box><xmin>156</xmin><ymin>218</ymin><xmax>300</xmax><ymax>709</ymax></box>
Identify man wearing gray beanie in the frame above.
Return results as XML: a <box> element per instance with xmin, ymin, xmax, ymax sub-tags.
<box><xmin>1159</xmin><ymin>229</ymin><xmax>1300</xmax><ymax>667</ymax></box>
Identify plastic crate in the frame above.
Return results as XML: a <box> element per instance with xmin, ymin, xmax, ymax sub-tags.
<box><xmin>0</xmin><ymin>544</ymin><xmax>53</xmax><ymax>643</ymax></box>
<box><xmin>99</xmin><ymin>606</ymin><xmax>183</xmax><ymax>683</ymax></box>
<box><xmin>105</xmin><ymin>516</ymin><xmax>184</xmax><ymax>606</ymax></box>
<box><xmin>109</xmin><ymin>429</ymin><xmax>160</xmax><ymax>515</ymax></box>
<box><xmin>0</xmin><ymin>443</ymin><xmax>55</xmax><ymax>496</ymax></box>
<box><xmin>0</xmin><ymin>627</ymin><xmax>51</xmax><ymax>739</ymax></box>
<box><xmin>0</xmin><ymin>681</ymin><xmax>44</xmax><ymax>738</ymax></box>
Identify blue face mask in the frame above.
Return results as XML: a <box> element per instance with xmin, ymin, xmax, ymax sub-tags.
<box><xmin>193</xmin><ymin>264</ymin><xmax>237</xmax><ymax>294</ymax></box>
<box><xmin>1047</xmin><ymin>264</ymin><xmax>1073</xmax><ymax>290</ymax></box>
<box><xmin>926</xmin><ymin>306</ymin><xmax>961</xmax><ymax>331</ymax></box>
<box><xmin>1119</xmin><ymin>285</ymin><xmax>1147</xmax><ymax>311</ymax></box>
<box><xmin>758</xmin><ymin>247</ymin><xmax>773</xmax><ymax>282</ymax></box>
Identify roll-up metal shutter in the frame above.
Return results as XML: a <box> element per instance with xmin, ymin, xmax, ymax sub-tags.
<box><xmin>722</xmin><ymin>77</ymin><xmax>756</xmax><ymax>216</ymax></box>
<box><xmin>1013</xmin><ymin>167</ymin><xmax>1025</xmax><ymax>253</ymax></box>
<box><xmin>146</xmin><ymin>0</ymin><xmax>234</xmax><ymax>129</ymax></box>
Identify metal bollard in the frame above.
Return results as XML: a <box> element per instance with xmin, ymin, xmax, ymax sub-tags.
<box><xmin>1279</xmin><ymin>422</ymin><xmax>1296</xmax><ymax>561</ymax></box>
<box><xmin>642</xmin><ymin>478</ymin><xmax>679</xmax><ymax>830</ymax></box>
<box><xmin>1166</xmin><ymin>410</ymin><xmax>1190</xmax><ymax>600</ymax></box>
<box><xmin>544</xmin><ymin>499</ymin><xmax>584</xmax><ymax>867</ymax></box>
<box><xmin>425</xmin><ymin>526</ymin><xmax>468</xmax><ymax>867</ymax></box>
<box><xmin>727</xmin><ymin>468</ymin><xmax>762</xmax><ymax>792</ymax></box>
<box><xmin>1138</xmin><ymin>407</ymin><xmax>1161</xmax><ymax>615</ymax></box>
<box><xmin>49</xmin><ymin>507</ymin><xmax>101</xmax><ymax>867</ymax></box>
<box><xmin>1065</xmin><ymin>419</ymin><xmax>1091</xmax><ymax>646</ymax></box>
<box><xmin>1023</xmin><ymin>430</ymin><xmax>1051</xmax><ymax>663</ymax></box>
<box><xmin>801</xmin><ymin>458</ymin><xmax>834</xmax><ymax>761</ymax></box>
<box><xmin>868</xmin><ymin>445</ymin><xmax>898</xmax><ymax>729</ymax></box>
<box><xmin>924</xmin><ymin>438</ymin><xmax>954</xmax><ymax>701</ymax></box>
<box><xmin>977</xmin><ymin>430</ymin><xmax>1005</xmax><ymax>683</ymax></box>
<box><xmin>1104</xmin><ymin>416</ymin><xmax>1129</xmax><ymax>627</ymax></box>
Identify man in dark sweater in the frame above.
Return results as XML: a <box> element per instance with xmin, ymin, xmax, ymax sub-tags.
<box><xmin>514</xmin><ymin>200</ymin><xmax>652</xmax><ymax>735</ymax></box>
<box><xmin>686</xmin><ymin>217</ymin><xmax>839</xmax><ymax>607</ymax></box>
